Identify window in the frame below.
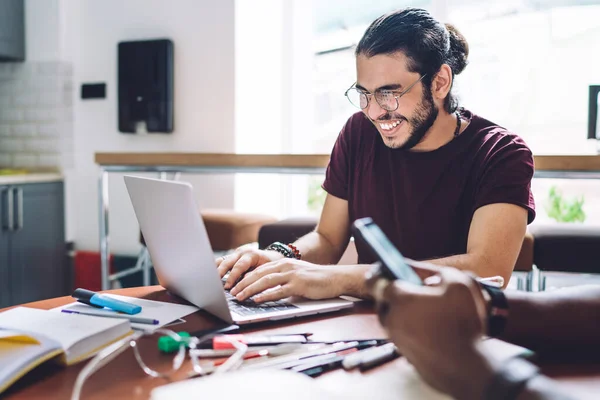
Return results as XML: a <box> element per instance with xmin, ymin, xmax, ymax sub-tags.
<box><xmin>234</xmin><ymin>1</ymin><xmax>600</xmax><ymax>223</ymax></box>
<box><xmin>449</xmin><ymin>0</ymin><xmax>600</xmax><ymax>155</ymax></box>
<box><xmin>312</xmin><ymin>0</ymin><xmax>600</xmax><ymax>155</ymax></box>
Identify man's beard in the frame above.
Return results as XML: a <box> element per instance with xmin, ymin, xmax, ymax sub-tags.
<box><xmin>382</xmin><ymin>88</ymin><xmax>438</xmax><ymax>150</ymax></box>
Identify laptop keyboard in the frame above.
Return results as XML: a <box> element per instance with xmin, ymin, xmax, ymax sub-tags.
<box><xmin>221</xmin><ymin>273</ymin><xmax>298</xmax><ymax>316</ymax></box>
<box><xmin>225</xmin><ymin>292</ymin><xmax>298</xmax><ymax>316</ymax></box>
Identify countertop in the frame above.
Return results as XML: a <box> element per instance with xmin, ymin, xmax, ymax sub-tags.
<box><xmin>94</xmin><ymin>153</ymin><xmax>600</xmax><ymax>171</ymax></box>
<box><xmin>95</xmin><ymin>153</ymin><xmax>330</xmax><ymax>168</ymax></box>
<box><xmin>0</xmin><ymin>172</ymin><xmax>63</xmax><ymax>185</ymax></box>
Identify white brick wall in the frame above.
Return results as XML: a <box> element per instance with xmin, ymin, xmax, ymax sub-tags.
<box><xmin>0</xmin><ymin>153</ymin><xmax>11</xmax><ymax>165</ymax></box>
<box><xmin>12</xmin><ymin>124</ymin><xmax>36</xmax><ymax>137</ymax></box>
<box><xmin>0</xmin><ymin>61</ymin><xmax>73</xmax><ymax>169</ymax></box>
<box><xmin>13</xmin><ymin>154</ymin><xmax>37</xmax><ymax>168</ymax></box>
<box><xmin>0</xmin><ymin>124</ymin><xmax>10</xmax><ymax>136</ymax></box>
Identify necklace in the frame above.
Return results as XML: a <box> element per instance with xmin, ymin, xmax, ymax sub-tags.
<box><xmin>453</xmin><ymin>110</ymin><xmax>462</xmax><ymax>137</ymax></box>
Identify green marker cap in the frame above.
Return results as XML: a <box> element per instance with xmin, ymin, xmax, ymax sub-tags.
<box><xmin>158</xmin><ymin>331</ymin><xmax>191</xmax><ymax>353</ymax></box>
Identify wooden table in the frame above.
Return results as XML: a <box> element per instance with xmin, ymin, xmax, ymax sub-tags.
<box><xmin>3</xmin><ymin>286</ymin><xmax>600</xmax><ymax>399</ymax></box>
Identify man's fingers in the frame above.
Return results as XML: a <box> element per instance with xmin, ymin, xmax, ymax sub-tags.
<box><xmin>230</xmin><ymin>263</ymin><xmax>281</xmax><ymax>295</ymax></box>
<box><xmin>364</xmin><ymin>263</ymin><xmax>383</xmax><ymax>294</ymax></box>
<box><xmin>252</xmin><ymin>285</ymin><xmax>291</xmax><ymax>303</ymax></box>
<box><xmin>224</xmin><ymin>254</ymin><xmax>255</xmax><ymax>289</ymax></box>
<box><xmin>376</xmin><ymin>280</ymin><xmax>437</xmax><ymax>328</ymax></box>
<box><xmin>371</xmin><ymin>277</ymin><xmax>392</xmax><ymax>304</ymax></box>
<box><xmin>216</xmin><ymin>253</ymin><xmax>239</xmax><ymax>278</ymax></box>
<box><xmin>235</xmin><ymin>273</ymin><xmax>290</xmax><ymax>301</ymax></box>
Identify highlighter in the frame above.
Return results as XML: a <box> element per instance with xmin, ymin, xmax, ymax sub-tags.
<box><xmin>211</xmin><ymin>334</ymin><xmax>308</xmax><ymax>349</ymax></box>
<box><xmin>72</xmin><ymin>288</ymin><xmax>142</xmax><ymax>315</ymax></box>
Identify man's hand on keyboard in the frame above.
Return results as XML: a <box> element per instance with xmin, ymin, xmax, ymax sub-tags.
<box><xmin>216</xmin><ymin>247</ymin><xmax>286</xmax><ymax>291</ymax></box>
<box><xmin>228</xmin><ymin>259</ymin><xmax>348</xmax><ymax>303</ymax></box>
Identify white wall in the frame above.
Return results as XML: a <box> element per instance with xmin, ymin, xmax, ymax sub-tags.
<box><xmin>60</xmin><ymin>0</ymin><xmax>236</xmax><ymax>255</ymax></box>
<box><xmin>25</xmin><ymin>0</ymin><xmax>61</xmax><ymax>61</ymax></box>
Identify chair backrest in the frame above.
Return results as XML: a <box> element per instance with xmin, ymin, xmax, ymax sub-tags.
<box><xmin>529</xmin><ymin>224</ymin><xmax>600</xmax><ymax>274</ymax></box>
<box><xmin>258</xmin><ymin>217</ymin><xmax>318</xmax><ymax>249</ymax></box>
<box><xmin>513</xmin><ymin>231</ymin><xmax>534</xmax><ymax>272</ymax></box>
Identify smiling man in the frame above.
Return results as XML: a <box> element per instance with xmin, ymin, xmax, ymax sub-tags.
<box><xmin>217</xmin><ymin>8</ymin><xmax>535</xmax><ymax>302</ymax></box>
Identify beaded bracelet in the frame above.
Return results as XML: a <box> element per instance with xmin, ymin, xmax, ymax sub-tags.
<box><xmin>265</xmin><ymin>242</ymin><xmax>301</xmax><ymax>260</ymax></box>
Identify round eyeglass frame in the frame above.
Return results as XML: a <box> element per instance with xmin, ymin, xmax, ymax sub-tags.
<box><xmin>344</xmin><ymin>74</ymin><xmax>427</xmax><ymax>112</ymax></box>
<box><xmin>70</xmin><ymin>329</ymin><xmax>248</xmax><ymax>400</ymax></box>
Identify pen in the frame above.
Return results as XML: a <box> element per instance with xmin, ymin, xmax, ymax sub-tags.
<box><xmin>61</xmin><ymin>309</ymin><xmax>159</xmax><ymax>325</ymax></box>
<box><xmin>295</xmin><ymin>355</ymin><xmax>346</xmax><ymax>377</ymax></box>
<box><xmin>268</xmin><ymin>332</ymin><xmax>313</xmax><ymax>338</ymax></box>
<box><xmin>291</xmin><ymin>348</ymin><xmax>357</xmax><ymax>376</ymax></box>
<box><xmin>72</xmin><ymin>288</ymin><xmax>142</xmax><ymax>314</ymax></box>
<box><xmin>311</xmin><ymin>339</ymin><xmax>387</xmax><ymax>347</ymax></box>
<box><xmin>358</xmin><ymin>343</ymin><xmax>398</xmax><ymax>371</ymax></box>
<box><xmin>210</xmin><ymin>334</ymin><xmax>308</xmax><ymax>349</ymax></box>
<box><xmin>343</xmin><ymin>343</ymin><xmax>390</xmax><ymax>370</ymax></box>
<box><xmin>192</xmin><ymin>343</ymin><xmax>304</xmax><ymax>358</ymax></box>
<box><xmin>244</xmin><ymin>341</ymin><xmax>359</xmax><ymax>370</ymax></box>
<box><xmin>477</xmin><ymin>276</ymin><xmax>505</xmax><ymax>288</ymax></box>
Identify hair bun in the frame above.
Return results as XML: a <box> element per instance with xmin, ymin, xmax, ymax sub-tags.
<box><xmin>445</xmin><ymin>23</ymin><xmax>469</xmax><ymax>75</ymax></box>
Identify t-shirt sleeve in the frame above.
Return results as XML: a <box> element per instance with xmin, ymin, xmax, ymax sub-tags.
<box><xmin>322</xmin><ymin>118</ymin><xmax>353</xmax><ymax>200</ymax></box>
<box><xmin>475</xmin><ymin>135</ymin><xmax>536</xmax><ymax>223</ymax></box>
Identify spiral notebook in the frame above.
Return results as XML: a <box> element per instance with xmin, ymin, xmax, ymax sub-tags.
<box><xmin>0</xmin><ymin>307</ymin><xmax>132</xmax><ymax>395</ymax></box>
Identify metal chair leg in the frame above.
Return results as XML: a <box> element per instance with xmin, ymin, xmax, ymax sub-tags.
<box><xmin>142</xmin><ymin>247</ymin><xmax>151</xmax><ymax>286</ymax></box>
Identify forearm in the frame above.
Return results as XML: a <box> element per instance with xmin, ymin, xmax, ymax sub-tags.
<box><xmin>501</xmin><ymin>285</ymin><xmax>600</xmax><ymax>355</ymax></box>
<box><xmin>333</xmin><ymin>264</ymin><xmax>373</xmax><ymax>298</ymax></box>
<box><xmin>426</xmin><ymin>253</ymin><xmax>511</xmax><ymax>284</ymax></box>
<box><xmin>516</xmin><ymin>375</ymin><xmax>574</xmax><ymax>400</ymax></box>
<box><xmin>450</xmin><ymin>344</ymin><xmax>573</xmax><ymax>400</ymax></box>
<box><xmin>292</xmin><ymin>230</ymin><xmax>371</xmax><ymax>299</ymax></box>
<box><xmin>293</xmin><ymin>231</ymin><xmax>348</xmax><ymax>265</ymax></box>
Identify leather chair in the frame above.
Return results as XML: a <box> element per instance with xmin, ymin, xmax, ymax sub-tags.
<box><xmin>258</xmin><ymin>217</ymin><xmax>318</xmax><ymax>249</ymax></box>
<box><xmin>135</xmin><ymin>209</ymin><xmax>278</xmax><ymax>286</ymax></box>
<box><xmin>514</xmin><ymin>231</ymin><xmax>534</xmax><ymax>272</ymax></box>
<box><xmin>142</xmin><ymin>209</ymin><xmax>278</xmax><ymax>251</ymax></box>
<box><xmin>201</xmin><ymin>209</ymin><xmax>278</xmax><ymax>251</ymax></box>
<box><xmin>528</xmin><ymin>224</ymin><xmax>600</xmax><ymax>274</ymax></box>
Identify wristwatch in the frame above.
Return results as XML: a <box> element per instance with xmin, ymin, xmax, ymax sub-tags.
<box><xmin>478</xmin><ymin>281</ymin><xmax>509</xmax><ymax>337</ymax></box>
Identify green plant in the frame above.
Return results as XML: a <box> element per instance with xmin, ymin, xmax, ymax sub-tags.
<box><xmin>545</xmin><ymin>186</ymin><xmax>586</xmax><ymax>223</ymax></box>
<box><xmin>307</xmin><ymin>176</ymin><xmax>327</xmax><ymax>214</ymax></box>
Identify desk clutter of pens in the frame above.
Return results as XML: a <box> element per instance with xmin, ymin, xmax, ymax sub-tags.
<box><xmin>157</xmin><ymin>331</ymin><xmax>397</xmax><ymax>378</ymax></box>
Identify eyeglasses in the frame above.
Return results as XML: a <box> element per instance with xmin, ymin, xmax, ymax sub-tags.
<box><xmin>344</xmin><ymin>74</ymin><xmax>427</xmax><ymax>112</ymax></box>
<box><xmin>70</xmin><ymin>330</ymin><xmax>248</xmax><ymax>400</ymax></box>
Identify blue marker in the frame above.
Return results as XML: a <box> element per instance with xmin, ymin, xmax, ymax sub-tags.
<box><xmin>72</xmin><ymin>288</ymin><xmax>142</xmax><ymax>315</ymax></box>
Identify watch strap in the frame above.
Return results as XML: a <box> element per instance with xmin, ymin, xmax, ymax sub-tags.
<box><xmin>484</xmin><ymin>357</ymin><xmax>540</xmax><ymax>400</ymax></box>
<box><xmin>479</xmin><ymin>282</ymin><xmax>509</xmax><ymax>337</ymax></box>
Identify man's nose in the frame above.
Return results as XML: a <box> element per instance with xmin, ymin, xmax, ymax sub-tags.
<box><xmin>366</xmin><ymin>98</ymin><xmax>387</xmax><ymax>121</ymax></box>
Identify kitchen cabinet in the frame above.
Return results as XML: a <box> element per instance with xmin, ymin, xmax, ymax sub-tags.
<box><xmin>0</xmin><ymin>0</ymin><xmax>25</xmax><ymax>61</ymax></box>
<box><xmin>0</xmin><ymin>181</ymin><xmax>66</xmax><ymax>307</ymax></box>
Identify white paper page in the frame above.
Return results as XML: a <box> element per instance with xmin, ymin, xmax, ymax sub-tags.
<box><xmin>0</xmin><ymin>307</ymin><xmax>126</xmax><ymax>350</ymax></box>
<box><xmin>52</xmin><ymin>295</ymin><xmax>199</xmax><ymax>332</ymax></box>
<box><xmin>151</xmin><ymin>370</ymin><xmax>343</xmax><ymax>400</ymax></box>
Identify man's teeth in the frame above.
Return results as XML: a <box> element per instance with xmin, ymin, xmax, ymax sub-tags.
<box><xmin>379</xmin><ymin>121</ymin><xmax>400</xmax><ymax>130</ymax></box>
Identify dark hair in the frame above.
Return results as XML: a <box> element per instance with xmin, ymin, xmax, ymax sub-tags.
<box><xmin>355</xmin><ymin>8</ymin><xmax>469</xmax><ymax>113</ymax></box>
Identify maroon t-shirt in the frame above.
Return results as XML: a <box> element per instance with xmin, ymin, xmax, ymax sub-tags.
<box><xmin>323</xmin><ymin>109</ymin><xmax>536</xmax><ymax>264</ymax></box>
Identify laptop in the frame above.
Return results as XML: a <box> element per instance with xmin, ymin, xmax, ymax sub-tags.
<box><xmin>124</xmin><ymin>175</ymin><xmax>354</xmax><ymax>325</ymax></box>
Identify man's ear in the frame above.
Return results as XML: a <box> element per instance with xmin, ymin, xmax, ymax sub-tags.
<box><xmin>431</xmin><ymin>64</ymin><xmax>453</xmax><ymax>100</ymax></box>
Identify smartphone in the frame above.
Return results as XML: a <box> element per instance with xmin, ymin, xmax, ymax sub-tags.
<box><xmin>352</xmin><ymin>217</ymin><xmax>423</xmax><ymax>285</ymax></box>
